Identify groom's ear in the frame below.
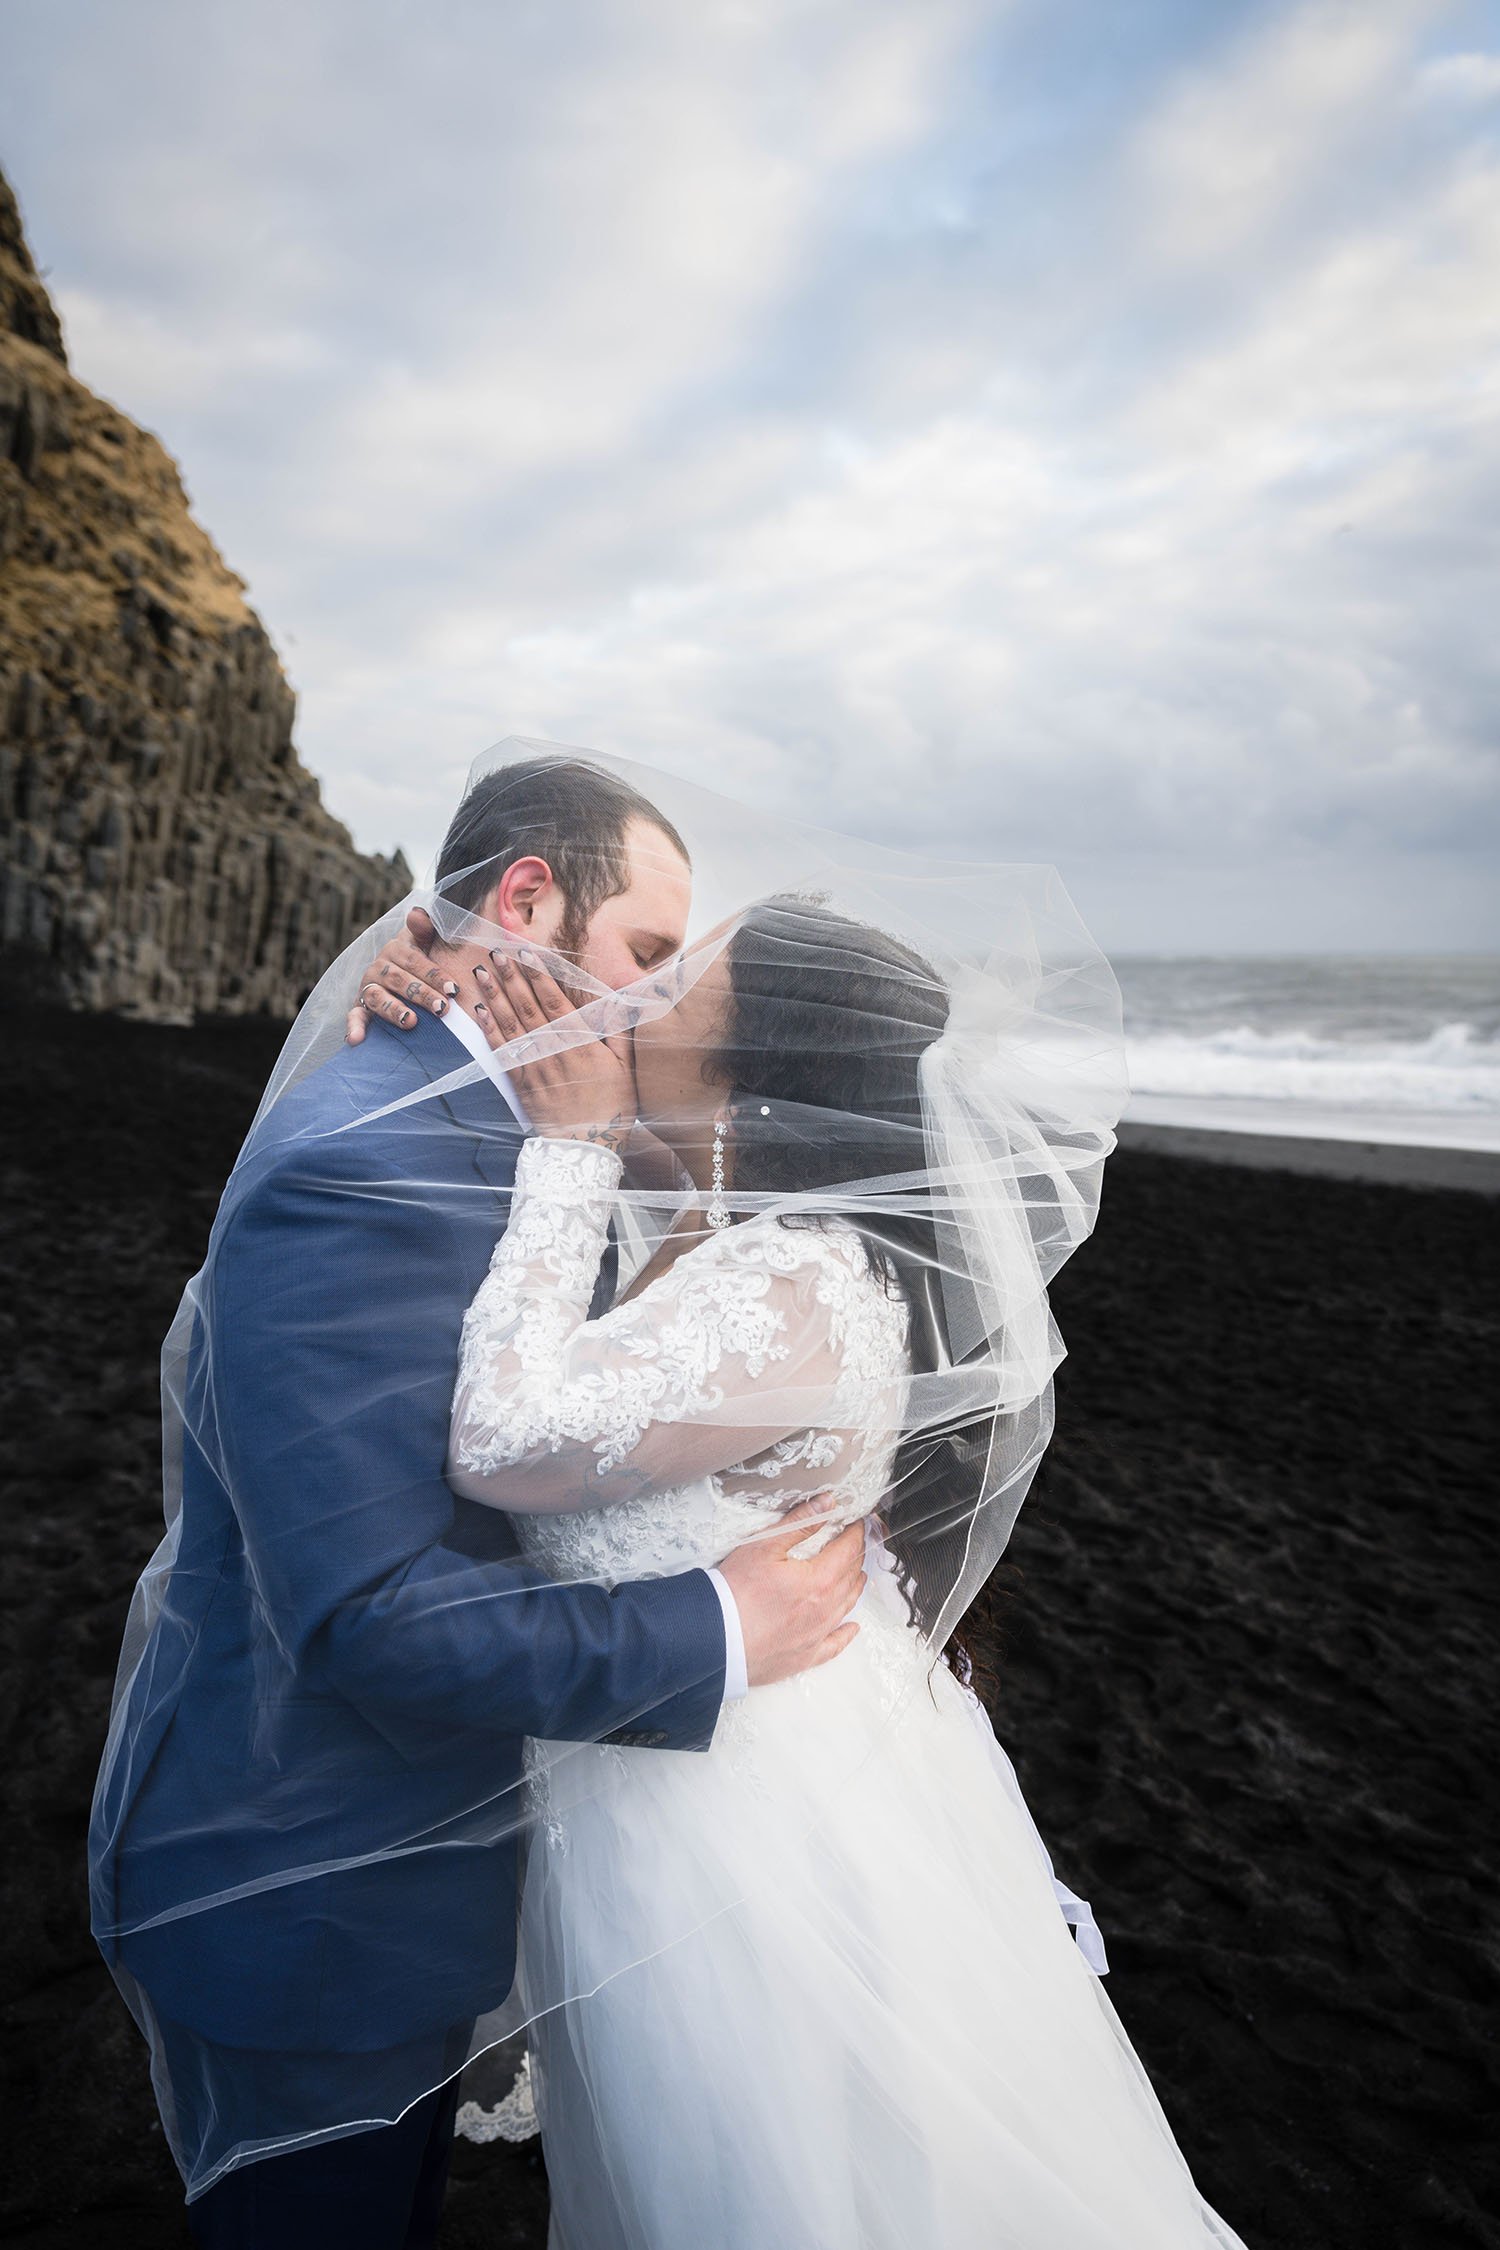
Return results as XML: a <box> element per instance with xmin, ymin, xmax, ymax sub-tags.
<box><xmin>490</xmin><ymin>855</ymin><xmax>557</xmax><ymax>932</ymax></box>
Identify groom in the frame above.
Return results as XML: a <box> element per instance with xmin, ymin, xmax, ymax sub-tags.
<box><xmin>89</xmin><ymin>755</ymin><xmax>867</xmax><ymax>2250</ymax></box>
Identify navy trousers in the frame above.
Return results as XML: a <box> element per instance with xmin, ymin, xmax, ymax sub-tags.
<box><xmin>158</xmin><ymin>2012</ymin><xmax>475</xmax><ymax>2250</ymax></box>
<box><xmin>186</xmin><ymin>2075</ymin><xmax>464</xmax><ymax>2250</ymax></box>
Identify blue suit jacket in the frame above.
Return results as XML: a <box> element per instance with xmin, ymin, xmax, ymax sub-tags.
<box><xmin>90</xmin><ymin>1011</ymin><xmax>726</xmax><ymax>2056</ymax></box>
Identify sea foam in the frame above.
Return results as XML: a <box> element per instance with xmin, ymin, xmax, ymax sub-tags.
<box><xmin>1125</xmin><ymin>1019</ymin><xmax>1500</xmax><ymax>1116</ymax></box>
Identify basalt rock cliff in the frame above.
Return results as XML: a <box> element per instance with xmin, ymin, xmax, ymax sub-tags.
<box><xmin>0</xmin><ymin>171</ymin><xmax>410</xmax><ymax>1018</ymax></box>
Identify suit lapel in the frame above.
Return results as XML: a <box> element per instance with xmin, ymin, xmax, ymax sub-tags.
<box><xmin>376</xmin><ymin>1011</ymin><xmax>525</xmax><ymax>1195</ymax></box>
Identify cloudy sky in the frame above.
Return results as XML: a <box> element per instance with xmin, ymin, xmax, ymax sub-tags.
<box><xmin>4</xmin><ymin>0</ymin><xmax>1498</xmax><ymax>950</ymax></box>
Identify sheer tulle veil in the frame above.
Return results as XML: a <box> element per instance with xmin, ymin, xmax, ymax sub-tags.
<box><xmin>89</xmin><ymin>736</ymin><xmax>1128</xmax><ymax>2195</ymax></box>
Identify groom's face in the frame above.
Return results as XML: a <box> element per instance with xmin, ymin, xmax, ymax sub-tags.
<box><xmin>554</xmin><ymin>816</ymin><xmax>693</xmax><ymax>990</ymax></box>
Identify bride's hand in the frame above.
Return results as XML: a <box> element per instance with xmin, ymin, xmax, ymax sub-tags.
<box><xmin>473</xmin><ymin>951</ymin><xmax>638</xmax><ymax>1151</ymax></box>
<box><xmin>345</xmin><ymin>909</ymin><xmax>458</xmax><ymax>1043</ymax></box>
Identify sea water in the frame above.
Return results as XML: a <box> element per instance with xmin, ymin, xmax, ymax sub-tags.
<box><xmin>1116</xmin><ymin>956</ymin><xmax>1500</xmax><ymax>1151</ymax></box>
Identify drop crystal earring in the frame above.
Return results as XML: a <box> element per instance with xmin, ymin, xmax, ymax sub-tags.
<box><xmin>707</xmin><ymin>1116</ymin><xmax>731</xmax><ymax>1231</ymax></box>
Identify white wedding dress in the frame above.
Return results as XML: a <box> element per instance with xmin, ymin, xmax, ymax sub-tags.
<box><xmin>450</xmin><ymin>1137</ymin><xmax>1247</xmax><ymax>2250</ymax></box>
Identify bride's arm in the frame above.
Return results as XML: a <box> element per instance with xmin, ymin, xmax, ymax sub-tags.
<box><xmin>448</xmin><ymin>1135</ymin><xmax>856</xmax><ymax>1514</ymax></box>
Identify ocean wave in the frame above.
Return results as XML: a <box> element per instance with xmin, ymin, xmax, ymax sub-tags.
<box><xmin>1125</xmin><ymin>1020</ymin><xmax>1500</xmax><ymax>1114</ymax></box>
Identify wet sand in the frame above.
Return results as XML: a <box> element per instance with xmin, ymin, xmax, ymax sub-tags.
<box><xmin>1</xmin><ymin>1007</ymin><xmax>1495</xmax><ymax>2248</ymax></box>
<box><xmin>1117</xmin><ymin>1118</ymin><xmax>1500</xmax><ymax>1194</ymax></box>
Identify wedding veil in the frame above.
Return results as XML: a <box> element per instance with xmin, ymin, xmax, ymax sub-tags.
<box><xmin>89</xmin><ymin>737</ymin><xmax>1127</xmax><ymax>2196</ymax></box>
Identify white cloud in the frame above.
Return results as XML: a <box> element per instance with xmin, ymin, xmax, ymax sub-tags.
<box><xmin>56</xmin><ymin>287</ymin><xmax>336</xmax><ymax>414</ymax></box>
<box><xmin>1123</xmin><ymin>0</ymin><xmax>1437</xmax><ymax>267</ymax></box>
<box><xmin>1415</xmin><ymin>48</ymin><xmax>1500</xmax><ymax>104</ymax></box>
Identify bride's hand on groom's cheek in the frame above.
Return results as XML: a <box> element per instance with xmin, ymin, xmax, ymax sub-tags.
<box><xmin>345</xmin><ymin>908</ymin><xmax>458</xmax><ymax>1044</ymax></box>
<box><xmin>472</xmin><ymin>951</ymin><xmax>638</xmax><ymax>1150</ymax></box>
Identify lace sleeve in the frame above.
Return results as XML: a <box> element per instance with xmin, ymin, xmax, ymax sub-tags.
<box><xmin>448</xmin><ymin>1135</ymin><xmax>896</xmax><ymax>1515</ymax></box>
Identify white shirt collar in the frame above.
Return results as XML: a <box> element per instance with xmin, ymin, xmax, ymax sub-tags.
<box><xmin>438</xmin><ymin>1002</ymin><xmax>526</xmax><ymax>1126</ymax></box>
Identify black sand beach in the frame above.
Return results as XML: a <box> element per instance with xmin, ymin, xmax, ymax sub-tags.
<box><xmin>2</xmin><ymin>1006</ymin><xmax>1495</xmax><ymax>2249</ymax></box>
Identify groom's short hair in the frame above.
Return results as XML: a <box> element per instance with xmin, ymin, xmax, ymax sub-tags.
<box><xmin>435</xmin><ymin>757</ymin><xmax>689</xmax><ymax>942</ymax></box>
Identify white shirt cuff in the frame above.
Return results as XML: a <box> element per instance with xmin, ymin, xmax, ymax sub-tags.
<box><xmin>704</xmin><ymin>1567</ymin><xmax>749</xmax><ymax>1702</ymax></box>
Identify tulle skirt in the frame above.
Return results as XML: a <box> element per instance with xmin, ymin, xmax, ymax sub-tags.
<box><xmin>518</xmin><ymin>1566</ymin><xmax>1248</xmax><ymax>2250</ymax></box>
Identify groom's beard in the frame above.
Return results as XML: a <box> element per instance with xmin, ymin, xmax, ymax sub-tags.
<box><xmin>543</xmin><ymin>907</ymin><xmax>602</xmax><ymax>1004</ymax></box>
<box><xmin>554</xmin><ymin>899</ymin><xmax>591</xmax><ymax>961</ymax></box>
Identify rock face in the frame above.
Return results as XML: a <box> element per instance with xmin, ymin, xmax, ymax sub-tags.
<box><xmin>0</xmin><ymin>171</ymin><xmax>410</xmax><ymax>1018</ymax></box>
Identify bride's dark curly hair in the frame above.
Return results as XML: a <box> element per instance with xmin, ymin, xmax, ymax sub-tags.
<box><xmin>704</xmin><ymin>895</ymin><xmax>1000</xmax><ymax>1700</ymax></box>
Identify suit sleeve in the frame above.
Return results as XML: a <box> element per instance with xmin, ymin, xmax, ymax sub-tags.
<box><xmin>208</xmin><ymin>1141</ymin><xmax>726</xmax><ymax>1758</ymax></box>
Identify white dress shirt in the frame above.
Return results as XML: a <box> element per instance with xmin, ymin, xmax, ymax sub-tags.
<box><xmin>437</xmin><ymin>991</ymin><xmax>526</xmax><ymax>1122</ymax></box>
<box><xmin>437</xmin><ymin>1001</ymin><xmax>749</xmax><ymax>1702</ymax></box>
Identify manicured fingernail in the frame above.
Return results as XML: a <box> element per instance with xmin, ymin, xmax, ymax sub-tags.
<box><xmin>433</xmin><ymin>997</ymin><xmax>447</xmax><ymax>1013</ymax></box>
<box><xmin>474</xmin><ymin>964</ymin><xmax>491</xmax><ymax>984</ymax></box>
<box><xmin>474</xmin><ymin>1002</ymin><xmax>490</xmax><ymax>1022</ymax></box>
<box><xmin>443</xmin><ymin>981</ymin><xmax>459</xmax><ymax>997</ymax></box>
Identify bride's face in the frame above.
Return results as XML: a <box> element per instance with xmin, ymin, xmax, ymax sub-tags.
<box><xmin>632</xmin><ymin>933</ymin><xmax>733</xmax><ymax>1179</ymax></box>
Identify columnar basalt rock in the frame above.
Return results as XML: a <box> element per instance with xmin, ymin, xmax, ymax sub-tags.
<box><xmin>0</xmin><ymin>170</ymin><xmax>410</xmax><ymax>1018</ymax></box>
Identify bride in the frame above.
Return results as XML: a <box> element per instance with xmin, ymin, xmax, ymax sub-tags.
<box><xmin>426</xmin><ymin>892</ymin><xmax>1248</xmax><ymax>2250</ymax></box>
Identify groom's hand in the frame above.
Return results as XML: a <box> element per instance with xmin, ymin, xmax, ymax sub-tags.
<box><xmin>718</xmin><ymin>1503</ymin><xmax>867</xmax><ymax>1690</ymax></box>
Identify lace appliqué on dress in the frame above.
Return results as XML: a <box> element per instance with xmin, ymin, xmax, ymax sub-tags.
<box><xmin>454</xmin><ymin>2050</ymin><xmax>540</xmax><ymax>2145</ymax></box>
<box><xmin>454</xmin><ymin>1138</ymin><xmax>801</xmax><ymax>1485</ymax></box>
<box><xmin>526</xmin><ymin>1739</ymin><xmax>570</xmax><ymax>1856</ymax></box>
<box><xmin>451</xmin><ymin>1136</ymin><xmax>911</xmax><ymax>1595</ymax></box>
